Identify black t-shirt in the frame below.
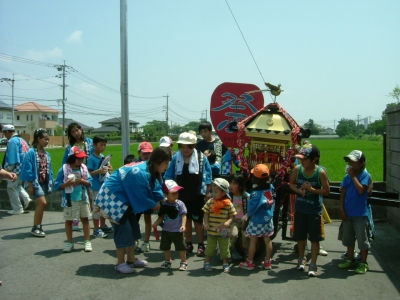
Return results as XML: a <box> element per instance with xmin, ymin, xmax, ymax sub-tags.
<box><xmin>196</xmin><ymin>139</ymin><xmax>227</xmax><ymax>163</ymax></box>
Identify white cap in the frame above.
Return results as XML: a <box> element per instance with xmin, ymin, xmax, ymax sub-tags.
<box><xmin>159</xmin><ymin>136</ymin><xmax>172</xmax><ymax>147</ymax></box>
<box><xmin>2</xmin><ymin>124</ymin><xmax>15</xmax><ymax>131</ymax></box>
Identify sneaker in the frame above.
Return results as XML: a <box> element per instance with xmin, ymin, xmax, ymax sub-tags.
<box><xmin>204</xmin><ymin>262</ymin><xmax>213</xmax><ymax>271</ymax></box>
<box><xmin>72</xmin><ymin>220</ymin><xmax>79</xmax><ymax>231</ymax></box>
<box><xmin>179</xmin><ymin>261</ymin><xmax>188</xmax><ymax>271</ymax></box>
<box><xmin>24</xmin><ymin>199</ymin><xmax>34</xmax><ymax>210</ymax></box>
<box><xmin>31</xmin><ymin>225</ymin><xmax>45</xmax><ymax>237</ymax></box>
<box><xmin>223</xmin><ymin>263</ymin><xmax>231</xmax><ymax>273</ymax></box>
<box><xmin>239</xmin><ymin>259</ymin><xmax>255</xmax><ymax>270</ymax></box>
<box><xmin>186</xmin><ymin>243</ymin><xmax>194</xmax><ymax>254</ymax></box>
<box><xmin>140</xmin><ymin>242</ymin><xmax>150</xmax><ymax>253</ymax></box>
<box><xmin>262</xmin><ymin>259</ymin><xmax>272</xmax><ymax>270</ymax></box>
<box><xmin>101</xmin><ymin>224</ymin><xmax>114</xmax><ymax>233</ymax></box>
<box><xmin>355</xmin><ymin>262</ymin><xmax>369</xmax><ymax>274</ymax></box>
<box><xmin>160</xmin><ymin>260</ymin><xmax>172</xmax><ymax>269</ymax></box>
<box><xmin>319</xmin><ymin>247</ymin><xmax>328</xmax><ymax>256</ymax></box>
<box><xmin>341</xmin><ymin>250</ymin><xmax>360</xmax><ymax>261</ymax></box>
<box><xmin>134</xmin><ymin>240</ymin><xmax>140</xmax><ymax>248</ymax></box>
<box><xmin>231</xmin><ymin>251</ymin><xmax>243</xmax><ymax>260</ymax></box>
<box><xmin>7</xmin><ymin>210</ymin><xmax>24</xmax><ymax>215</ymax></box>
<box><xmin>63</xmin><ymin>242</ymin><xmax>74</xmax><ymax>253</ymax></box>
<box><xmin>196</xmin><ymin>245</ymin><xmax>205</xmax><ymax>257</ymax></box>
<box><xmin>93</xmin><ymin>228</ymin><xmax>108</xmax><ymax>238</ymax></box>
<box><xmin>127</xmin><ymin>258</ymin><xmax>148</xmax><ymax>268</ymax></box>
<box><xmin>84</xmin><ymin>241</ymin><xmax>93</xmax><ymax>252</ymax></box>
<box><xmin>338</xmin><ymin>259</ymin><xmax>358</xmax><ymax>269</ymax></box>
<box><xmin>115</xmin><ymin>262</ymin><xmax>135</xmax><ymax>274</ymax></box>
<box><xmin>308</xmin><ymin>263</ymin><xmax>318</xmax><ymax>277</ymax></box>
<box><xmin>297</xmin><ymin>257</ymin><xmax>306</xmax><ymax>271</ymax></box>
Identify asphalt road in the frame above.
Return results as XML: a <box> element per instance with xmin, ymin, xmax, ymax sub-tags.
<box><xmin>0</xmin><ymin>210</ymin><xmax>399</xmax><ymax>299</ymax></box>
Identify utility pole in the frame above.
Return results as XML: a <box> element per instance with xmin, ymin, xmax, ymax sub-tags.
<box><xmin>120</xmin><ymin>0</ymin><xmax>130</xmax><ymax>160</ymax></box>
<box><xmin>56</xmin><ymin>61</ymin><xmax>67</xmax><ymax>147</ymax></box>
<box><xmin>1</xmin><ymin>75</ymin><xmax>15</xmax><ymax>125</ymax></box>
<box><xmin>163</xmin><ymin>94</ymin><xmax>169</xmax><ymax>135</ymax></box>
<box><xmin>201</xmin><ymin>110</ymin><xmax>207</xmax><ymax>121</ymax></box>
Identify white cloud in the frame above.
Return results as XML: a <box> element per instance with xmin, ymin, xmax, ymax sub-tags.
<box><xmin>26</xmin><ymin>47</ymin><xmax>63</xmax><ymax>60</ymax></box>
<box><xmin>81</xmin><ymin>82</ymin><xmax>99</xmax><ymax>93</ymax></box>
<box><xmin>67</xmin><ymin>31</ymin><xmax>83</xmax><ymax>43</ymax></box>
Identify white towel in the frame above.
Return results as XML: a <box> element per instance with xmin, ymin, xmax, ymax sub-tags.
<box><xmin>175</xmin><ymin>150</ymin><xmax>199</xmax><ymax>175</ymax></box>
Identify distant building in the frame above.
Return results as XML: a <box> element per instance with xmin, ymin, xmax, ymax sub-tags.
<box><xmin>14</xmin><ymin>102</ymin><xmax>60</xmax><ymax>136</ymax></box>
<box><xmin>325</xmin><ymin>127</ymin><xmax>335</xmax><ymax>135</ymax></box>
<box><xmin>91</xmin><ymin>117</ymin><xmax>141</xmax><ymax>134</ymax></box>
<box><xmin>0</xmin><ymin>100</ymin><xmax>26</xmax><ymax>135</ymax></box>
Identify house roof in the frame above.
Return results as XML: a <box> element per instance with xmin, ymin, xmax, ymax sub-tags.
<box><xmin>91</xmin><ymin>125</ymin><xmax>120</xmax><ymax>133</ymax></box>
<box><xmin>0</xmin><ymin>100</ymin><xmax>13</xmax><ymax>110</ymax></box>
<box><xmin>100</xmin><ymin>117</ymin><xmax>138</xmax><ymax>125</ymax></box>
<box><xmin>15</xmin><ymin>102</ymin><xmax>60</xmax><ymax>113</ymax></box>
<box><xmin>58</xmin><ymin>118</ymin><xmax>93</xmax><ymax>130</ymax></box>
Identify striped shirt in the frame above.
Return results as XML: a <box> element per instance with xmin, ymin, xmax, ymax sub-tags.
<box><xmin>202</xmin><ymin>197</ymin><xmax>236</xmax><ymax>236</ymax></box>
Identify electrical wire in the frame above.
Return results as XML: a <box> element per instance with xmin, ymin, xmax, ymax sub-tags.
<box><xmin>224</xmin><ymin>0</ymin><xmax>266</xmax><ymax>83</ymax></box>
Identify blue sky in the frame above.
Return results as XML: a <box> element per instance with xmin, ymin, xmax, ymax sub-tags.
<box><xmin>0</xmin><ymin>0</ymin><xmax>399</xmax><ymax>130</ymax></box>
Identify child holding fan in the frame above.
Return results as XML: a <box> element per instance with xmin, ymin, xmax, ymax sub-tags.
<box><xmin>239</xmin><ymin>164</ymin><xmax>275</xmax><ymax>271</ymax></box>
<box><xmin>54</xmin><ymin>146</ymin><xmax>93</xmax><ymax>253</ymax></box>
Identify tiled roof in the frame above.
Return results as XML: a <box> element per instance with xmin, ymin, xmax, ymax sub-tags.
<box><xmin>15</xmin><ymin>102</ymin><xmax>60</xmax><ymax>113</ymax></box>
<box><xmin>100</xmin><ymin>117</ymin><xmax>138</xmax><ymax>125</ymax></box>
<box><xmin>91</xmin><ymin>125</ymin><xmax>120</xmax><ymax>133</ymax></box>
<box><xmin>0</xmin><ymin>100</ymin><xmax>13</xmax><ymax>110</ymax></box>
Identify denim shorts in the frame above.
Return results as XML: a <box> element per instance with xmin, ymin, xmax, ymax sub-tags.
<box><xmin>112</xmin><ymin>212</ymin><xmax>141</xmax><ymax>249</ymax></box>
<box><xmin>33</xmin><ymin>182</ymin><xmax>49</xmax><ymax>199</ymax></box>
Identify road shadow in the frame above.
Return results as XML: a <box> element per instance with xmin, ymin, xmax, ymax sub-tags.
<box><xmin>75</xmin><ymin>264</ymin><xmax>164</xmax><ymax>279</ymax></box>
<box><xmin>34</xmin><ymin>248</ymin><xmax>64</xmax><ymax>258</ymax></box>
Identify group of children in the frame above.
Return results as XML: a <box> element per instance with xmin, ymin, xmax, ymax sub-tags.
<box><xmin>3</xmin><ymin>121</ymin><xmax>373</xmax><ymax>276</ymax></box>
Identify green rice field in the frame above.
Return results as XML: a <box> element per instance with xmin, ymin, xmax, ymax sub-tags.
<box><xmin>0</xmin><ymin>139</ymin><xmax>383</xmax><ymax>182</ymax></box>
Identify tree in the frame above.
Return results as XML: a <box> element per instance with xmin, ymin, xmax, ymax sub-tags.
<box><xmin>28</xmin><ymin>122</ymin><xmax>36</xmax><ymax>135</ymax></box>
<box><xmin>335</xmin><ymin>119</ymin><xmax>357</xmax><ymax>137</ymax></box>
<box><xmin>303</xmin><ymin>119</ymin><xmax>323</xmax><ymax>135</ymax></box>
<box><xmin>54</xmin><ymin>125</ymin><xmax>63</xmax><ymax>136</ymax></box>
<box><xmin>181</xmin><ymin>121</ymin><xmax>201</xmax><ymax>133</ymax></box>
<box><xmin>388</xmin><ymin>84</ymin><xmax>400</xmax><ymax>103</ymax></box>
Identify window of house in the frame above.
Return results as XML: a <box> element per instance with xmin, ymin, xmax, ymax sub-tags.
<box><xmin>26</xmin><ymin>115</ymin><xmax>29</xmax><ymax>121</ymax></box>
<box><xmin>0</xmin><ymin>111</ymin><xmax>3</xmax><ymax>119</ymax></box>
<box><xmin>16</xmin><ymin>115</ymin><xmax>20</xmax><ymax>120</ymax></box>
<box><xmin>6</xmin><ymin>112</ymin><xmax>12</xmax><ymax>120</ymax></box>
<box><xmin>30</xmin><ymin>115</ymin><xmax>33</xmax><ymax>121</ymax></box>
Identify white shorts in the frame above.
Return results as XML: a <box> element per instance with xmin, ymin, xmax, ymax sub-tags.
<box><xmin>63</xmin><ymin>200</ymin><xmax>90</xmax><ymax>220</ymax></box>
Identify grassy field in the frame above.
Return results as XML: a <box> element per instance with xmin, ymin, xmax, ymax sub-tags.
<box><xmin>0</xmin><ymin>140</ymin><xmax>383</xmax><ymax>182</ymax></box>
<box><xmin>308</xmin><ymin>139</ymin><xmax>383</xmax><ymax>181</ymax></box>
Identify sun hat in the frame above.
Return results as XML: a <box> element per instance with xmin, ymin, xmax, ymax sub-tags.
<box><xmin>251</xmin><ymin>164</ymin><xmax>270</xmax><ymax>178</ymax></box>
<box><xmin>68</xmin><ymin>146</ymin><xmax>88</xmax><ymax>158</ymax></box>
<box><xmin>160</xmin><ymin>136</ymin><xmax>173</xmax><ymax>147</ymax></box>
<box><xmin>295</xmin><ymin>144</ymin><xmax>320</xmax><ymax>160</ymax></box>
<box><xmin>177</xmin><ymin>132</ymin><xmax>197</xmax><ymax>145</ymax></box>
<box><xmin>344</xmin><ymin>150</ymin><xmax>365</xmax><ymax>162</ymax></box>
<box><xmin>162</xmin><ymin>180</ymin><xmax>184</xmax><ymax>193</ymax></box>
<box><xmin>138</xmin><ymin>142</ymin><xmax>153</xmax><ymax>153</ymax></box>
<box><xmin>212</xmin><ymin>178</ymin><xmax>230</xmax><ymax>193</ymax></box>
